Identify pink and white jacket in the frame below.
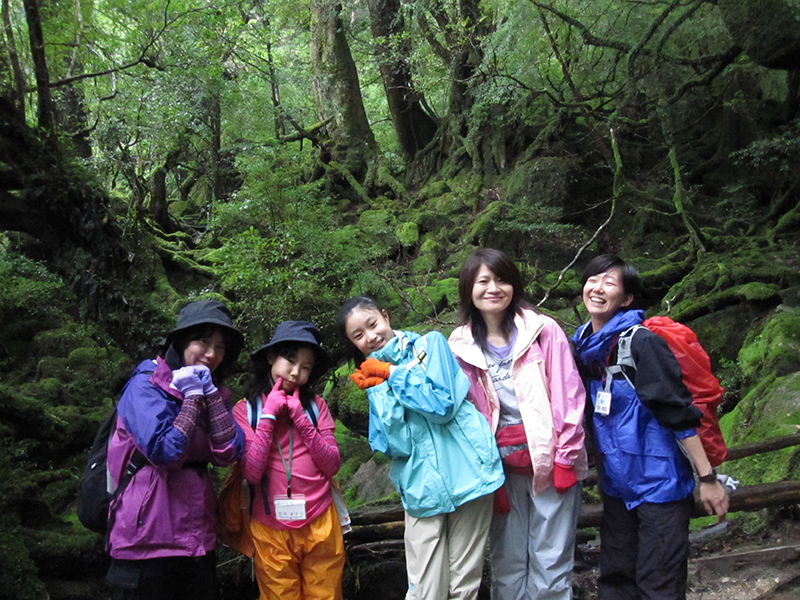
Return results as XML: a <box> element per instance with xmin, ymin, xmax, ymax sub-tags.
<box><xmin>448</xmin><ymin>309</ymin><xmax>588</xmax><ymax>495</ymax></box>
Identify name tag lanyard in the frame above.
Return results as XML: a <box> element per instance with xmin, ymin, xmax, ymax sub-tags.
<box><xmin>273</xmin><ymin>426</ymin><xmax>308</xmax><ymax>520</ymax></box>
<box><xmin>276</xmin><ymin>427</ymin><xmax>295</xmax><ymax>497</ymax></box>
<box><xmin>597</xmin><ymin>334</ymin><xmax>620</xmax><ymax>417</ymax></box>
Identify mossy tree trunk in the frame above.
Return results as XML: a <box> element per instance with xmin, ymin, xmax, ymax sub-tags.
<box><xmin>310</xmin><ymin>0</ymin><xmax>378</xmax><ymax>186</ymax></box>
<box><xmin>367</xmin><ymin>0</ymin><xmax>438</xmax><ymax>164</ymax></box>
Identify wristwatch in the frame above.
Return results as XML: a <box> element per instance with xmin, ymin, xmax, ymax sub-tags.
<box><xmin>698</xmin><ymin>468</ymin><xmax>718</xmax><ymax>483</ymax></box>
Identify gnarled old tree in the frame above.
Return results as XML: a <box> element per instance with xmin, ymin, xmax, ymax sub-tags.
<box><xmin>310</xmin><ymin>0</ymin><xmax>378</xmax><ymax>188</ymax></box>
<box><xmin>367</xmin><ymin>0</ymin><xmax>438</xmax><ymax>164</ymax></box>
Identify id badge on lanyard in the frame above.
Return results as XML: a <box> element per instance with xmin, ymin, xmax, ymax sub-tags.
<box><xmin>274</xmin><ymin>495</ymin><xmax>307</xmax><ymax>521</ymax></box>
<box><xmin>274</xmin><ymin>426</ymin><xmax>309</xmax><ymax>521</ymax></box>
<box><xmin>595</xmin><ymin>370</ymin><xmax>613</xmax><ymax>416</ymax></box>
<box><xmin>595</xmin><ymin>390</ymin><xmax>612</xmax><ymax>416</ymax></box>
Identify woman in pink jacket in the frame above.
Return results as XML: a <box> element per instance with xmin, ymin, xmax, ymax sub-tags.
<box><xmin>448</xmin><ymin>248</ymin><xmax>588</xmax><ymax>600</ymax></box>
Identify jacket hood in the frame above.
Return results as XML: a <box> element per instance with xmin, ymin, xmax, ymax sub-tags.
<box><xmin>449</xmin><ymin>309</ymin><xmax>545</xmax><ymax>367</ymax></box>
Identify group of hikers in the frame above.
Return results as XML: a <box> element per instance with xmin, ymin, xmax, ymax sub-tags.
<box><xmin>102</xmin><ymin>248</ymin><xmax>730</xmax><ymax>600</ymax></box>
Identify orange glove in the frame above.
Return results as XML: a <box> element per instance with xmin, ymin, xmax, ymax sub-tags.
<box><xmin>349</xmin><ymin>369</ymin><xmax>386</xmax><ymax>390</ymax></box>
<box><xmin>360</xmin><ymin>357</ymin><xmax>392</xmax><ymax>380</ymax></box>
<box><xmin>553</xmin><ymin>463</ymin><xmax>577</xmax><ymax>494</ymax></box>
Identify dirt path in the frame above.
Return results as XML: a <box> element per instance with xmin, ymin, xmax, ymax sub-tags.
<box><xmin>574</xmin><ymin>519</ymin><xmax>800</xmax><ymax>600</ymax></box>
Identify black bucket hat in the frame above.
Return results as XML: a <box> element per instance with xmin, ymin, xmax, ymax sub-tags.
<box><xmin>251</xmin><ymin>320</ymin><xmax>333</xmax><ymax>382</ymax></box>
<box><xmin>165</xmin><ymin>300</ymin><xmax>244</xmax><ymax>362</ymax></box>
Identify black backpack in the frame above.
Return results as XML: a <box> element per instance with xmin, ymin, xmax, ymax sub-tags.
<box><xmin>77</xmin><ymin>369</ymin><xmax>152</xmax><ymax>535</ymax></box>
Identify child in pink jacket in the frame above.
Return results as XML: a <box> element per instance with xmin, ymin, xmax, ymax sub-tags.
<box><xmin>232</xmin><ymin>321</ymin><xmax>344</xmax><ymax>600</ymax></box>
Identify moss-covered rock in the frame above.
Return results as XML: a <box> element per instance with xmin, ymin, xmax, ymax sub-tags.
<box><xmin>36</xmin><ymin>356</ymin><xmax>69</xmax><ymax>380</ymax></box>
<box><xmin>33</xmin><ymin>324</ymin><xmax>93</xmax><ymax>359</ymax></box>
<box><xmin>20</xmin><ymin>377</ymin><xmax>65</xmax><ymax>404</ymax></box>
<box><xmin>739</xmin><ymin>310</ymin><xmax>800</xmax><ymax>381</ymax></box>
<box><xmin>395</xmin><ymin>222</ymin><xmax>419</xmax><ymax>247</ymax></box>
<box><xmin>722</xmin><ymin>372</ymin><xmax>800</xmax><ymax>484</ymax></box>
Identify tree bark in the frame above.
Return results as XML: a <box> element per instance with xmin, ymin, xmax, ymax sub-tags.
<box><xmin>2</xmin><ymin>0</ymin><xmax>25</xmax><ymax>119</ymax></box>
<box><xmin>310</xmin><ymin>0</ymin><xmax>377</xmax><ymax>184</ymax></box>
<box><xmin>22</xmin><ymin>0</ymin><xmax>57</xmax><ymax>145</ymax></box>
<box><xmin>367</xmin><ymin>0</ymin><xmax>438</xmax><ymax>163</ymax></box>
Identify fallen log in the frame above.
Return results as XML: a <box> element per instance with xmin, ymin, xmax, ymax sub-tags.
<box><xmin>344</xmin><ymin>539</ymin><xmax>405</xmax><ymax>563</ymax></box>
<box><xmin>351</xmin><ymin>505</ymin><xmax>405</xmax><ymax>527</ymax></box>
<box><xmin>347</xmin><ymin>520</ymin><xmax>405</xmax><ymax>544</ymax></box>
<box><xmin>724</xmin><ymin>433</ymin><xmax>800</xmax><ymax>462</ymax></box>
<box><xmin>578</xmin><ymin>480</ymin><xmax>800</xmax><ymax>528</ymax></box>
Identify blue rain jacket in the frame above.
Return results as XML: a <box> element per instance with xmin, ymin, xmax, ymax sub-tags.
<box><xmin>366</xmin><ymin>330</ymin><xmax>504</xmax><ymax>518</ymax></box>
<box><xmin>572</xmin><ymin>310</ymin><xmax>699</xmax><ymax>509</ymax></box>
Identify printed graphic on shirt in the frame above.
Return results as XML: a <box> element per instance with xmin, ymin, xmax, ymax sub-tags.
<box><xmin>484</xmin><ymin>352</ymin><xmax>521</xmax><ymax>423</ymax></box>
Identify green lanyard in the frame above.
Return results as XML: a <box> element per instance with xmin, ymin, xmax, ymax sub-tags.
<box><xmin>275</xmin><ymin>427</ymin><xmax>294</xmax><ymax>497</ymax></box>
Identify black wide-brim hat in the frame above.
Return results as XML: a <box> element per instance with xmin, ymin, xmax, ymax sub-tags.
<box><xmin>165</xmin><ymin>300</ymin><xmax>244</xmax><ymax>362</ymax></box>
<box><xmin>251</xmin><ymin>320</ymin><xmax>333</xmax><ymax>381</ymax></box>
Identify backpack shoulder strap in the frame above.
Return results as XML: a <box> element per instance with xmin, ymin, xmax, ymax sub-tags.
<box><xmin>247</xmin><ymin>395</ymin><xmax>262</xmax><ymax>430</ymax></box>
<box><xmin>615</xmin><ymin>325</ymin><xmax>644</xmax><ymax>369</ymax></box>
<box><xmin>605</xmin><ymin>325</ymin><xmax>644</xmax><ymax>388</ymax></box>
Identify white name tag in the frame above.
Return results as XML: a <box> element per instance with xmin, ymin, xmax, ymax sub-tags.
<box><xmin>595</xmin><ymin>390</ymin><xmax>612</xmax><ymax>416</ymax></box>
<box><xmin>274</xmin><ymin>495</ymin><xmax>307</xmax><ymax>521</ymax></box>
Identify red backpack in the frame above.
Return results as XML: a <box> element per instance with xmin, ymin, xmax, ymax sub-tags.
<box><xmin>613</xmin><ymin>316</ymin><xmax>727</xmax><ymax>467</ymax></box>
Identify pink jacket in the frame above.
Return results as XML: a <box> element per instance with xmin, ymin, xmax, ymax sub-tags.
<box><xmin>233</xmin><ymin>394</ymin><xmax>339</xmax><ymax>530</ymax></box>
<box><xmin>448</xmin><ymin>309</ymin><xmax>588</xmax><ymax>494</ymax></box>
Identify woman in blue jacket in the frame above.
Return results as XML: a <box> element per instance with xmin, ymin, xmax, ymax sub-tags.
<box><xmin>338</xmin><ymin>297</ymin><xmax>504</xmax><ymax>600</ymax></box>
<box><xmin>571</xmin><ymin>255</ymin><xmax>728</xmax><ymax>600</ymax></box>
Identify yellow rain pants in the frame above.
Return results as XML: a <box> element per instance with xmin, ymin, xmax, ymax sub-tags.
<box><xmin>250</xmin><ymin>502</ymin><xmax>344</xmax><ymax>600</ymax></box>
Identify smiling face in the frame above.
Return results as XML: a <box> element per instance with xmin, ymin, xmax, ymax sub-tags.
<box><xmin>343</xmin><ymin>307</ymin><xmax>395</xmax><ymax>357</ymax></box>
<box><xmin>270</xmin><ymin>346</ymin><xmax>315</xmax><ymax>392</ymax></box>
<box><xmin>582</xmin><ymin>267</ymin><xmax>634</xmax><ymax>331</ymax></box>
<box><xmin>182</xmin><ymin>328</ymin><xmax>226</xmax><ymax>373</ymax></box>
<box><xmin>471</xmin><ymin>264</ymin><xmax>514</xmax><ymax>319</ymax></box>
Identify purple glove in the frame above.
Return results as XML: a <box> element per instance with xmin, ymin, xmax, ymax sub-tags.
<box><xmin>263</xmin><ymin>377</ymin><xmax>288</xmax><ymax>418</ymax></box>
<box><xmin>171</xmin><ymin>365</ymin><xmax>210</xmax><ymax>397</ymax></box>
<box><xmin>201</xmin><ymin>371</ymin><xmax>218</xmax><ymax>397</ymax></box>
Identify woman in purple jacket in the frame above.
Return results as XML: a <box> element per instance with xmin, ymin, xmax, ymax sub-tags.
<box><xmin>105</xmin><ymin>300</ymin><xmax>245</xmax><ymax>600</ymax></box>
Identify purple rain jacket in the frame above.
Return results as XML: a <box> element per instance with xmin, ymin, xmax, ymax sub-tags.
<box><xmin>106</xmin><ymin>357</ymin><xmax>244</xmax><ymax>558</ymax></box>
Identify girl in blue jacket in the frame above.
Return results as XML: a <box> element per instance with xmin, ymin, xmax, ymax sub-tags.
<box><xmin>338</xmin><ymin>297</ymin><xmax>504</xmax><ymax>600</ymax></box>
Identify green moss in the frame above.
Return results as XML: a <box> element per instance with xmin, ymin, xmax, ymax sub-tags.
<box><xmin>433</xmin><ymin>193</ymin><xmax>471</xmax><ymax>215</ymax></box>
<box><xmin>722</xmin><ymin>372</ymin><xmax>800</xmax><ymax>484</ymax></box>
<box><xmin>33</xmin><ymin>324</ymin><xmax>93</xmax><ymax>358</ymax></box>
<box><xmin>0</xmin><ymin>514</ymin><xmax>47</xmax><ymax>600</ymax></box>
<box><xmin>418</xmin><ymin>180</ymin><xmax>451</xmax><ymax>200</ymax></box>
<box><xmin>36</xmin><ymin>356</ymin><xmax>69</xmax><ymax>380</ymax></box>
<box><xmin>67</xmin><ymin>347</ymin><xmax>109</xmax><ymax>370</ymax></box>
<box><xmin>357</xmin><ymin>209</ymin><xmax>395</xmax><ymax>233</ymax></box>
<box><xmin>395</xmin><ymin>222</ymin><xmax>419</xmax><ymax>247</ymax></box>
<box><xmin>739</xmin><ymin>312</ymin><xmax>800</xmax><ymax>380</ymax></box>
<box><xmin>20</xmin><ymin>378</ymin><xmax>64</xmax><ymax>404</ymax></box>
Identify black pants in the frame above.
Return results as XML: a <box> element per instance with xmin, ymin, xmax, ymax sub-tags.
<box><xmin>598</xmin><ymin>493</ymin><xmax>694</xmax><ymax>600</ymax></box>
<box><xmin>106</xmin><ymin>553</ymin><xmax>218</xmax><ymax>600</ymax></box>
